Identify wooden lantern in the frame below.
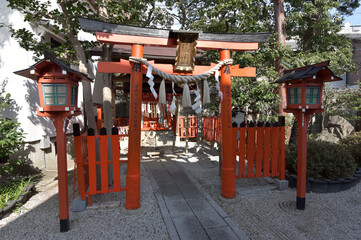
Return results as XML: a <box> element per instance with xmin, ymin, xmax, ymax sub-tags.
<box><xmin>278</xmin><ymin>61</ymin><xmax>341</xmax><ymax>113</ymax></box>
<box><xmin>14</xmin><ymin>51</ymin><xmax>92</xmax><ymax>232</ymax></box>
<box><xmin>276</xmin><ymin>61</ymin><xmax>342</xmax><ymax>210</ymax></box>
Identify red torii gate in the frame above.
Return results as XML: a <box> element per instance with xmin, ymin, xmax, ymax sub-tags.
<box><xmin>79</xmin><ymin>18</ymin><xmax>269</xmax><ymax>210</ymax></box>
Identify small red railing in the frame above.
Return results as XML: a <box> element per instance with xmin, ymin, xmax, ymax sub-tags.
<box><xmin>233</xmin><ymin>119</ymin><xmax>285</xmax><ymax>179</ymax></box>
<box><xmin>203</xmin><ymin>116</ymin><xmax>221</xmax><ymax>143</ymax></box>
<box><xmin>177</xmin><ymin>116</ymin><xmax>197</xmax><ymax>139</ymax></box>
<box><xmin>73</xmin><ymin>124</ymin><xmax>127</xmax><ymax>206</ymax></box>
<box><xmin>115</xmin><ymin>118</ymin><xmax>129</xmax><ymax>127</ymax></box>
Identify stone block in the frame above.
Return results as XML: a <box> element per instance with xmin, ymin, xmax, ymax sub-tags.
<box><xmin>275</xmin><ymin>178</ymin><xmax>288</xmax><ymax>190</ymax></box>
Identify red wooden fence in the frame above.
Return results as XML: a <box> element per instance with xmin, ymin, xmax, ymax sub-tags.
<box><xmin>115</xmin><ymin>118</ymin><xmax>129</xmax><ymax>127</ymax></box>
<box><xmin>233</xmin><ymin>119</ymin><xmax>285</xmax><ymax>179</ymax></box>
<box><xmin>73</xmin><ymin>124</ymin><xmax>127</xmax><ymax>206</ymax></box>
<box><xmin>177</xmin><ymin>116</ymin><xmax>197</xmax><ymax>139</ymax></box>
<box><xmin>203</xmin><ymin>116</ymin><xmax>221</xmax><ymax>143</ymax></box>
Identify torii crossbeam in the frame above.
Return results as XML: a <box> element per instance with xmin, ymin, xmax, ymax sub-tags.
<box><xmin>79</xmin><ymin>17</ymin><xmax>270</xmax><ymax>210</ymax></box>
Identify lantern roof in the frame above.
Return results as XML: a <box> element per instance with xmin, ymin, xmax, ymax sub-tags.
<box><xmin>276</xmin><ymin>61</ymin><xmax>342</xmax><ymax>83</ymax></box>
<box><xmin>14</xmin><ymin>50</ymin><xmax>93</xmax><ymax>82</ymax></box>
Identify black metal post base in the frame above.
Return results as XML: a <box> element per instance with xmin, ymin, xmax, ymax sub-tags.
<box><xmin>60</xmin><ymin>218</ymin><xmax>69</xmax><ymax>232</ymax></box>
<box><xmin>296</xmin><ymin>197</ymin><xmax>305</xmax><ymax>210</ymax></box>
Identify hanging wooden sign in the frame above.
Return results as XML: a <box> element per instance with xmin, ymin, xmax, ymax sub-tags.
<box><xmin>173</xmin><ymin>31</ymin><xmax>199</xmax><ymax>72</ymax></box>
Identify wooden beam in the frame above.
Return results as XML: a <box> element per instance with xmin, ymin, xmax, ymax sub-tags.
<box><xmin>98</xmin><ymin>60</ymin><xmax>256</xmax><ymax>77</ymax></box>
<box><xmin>97</xmin><ymin>32</ymin><xmax>177</xmax><ymax>47</ymax></box>
<box><xmin>197</xmin><ymin>40</ymin><xmax>258</xmax><ymax>51</ymax></box>
<box><xmin>80</xmin><ymin>17</ymin><xmax>270</xmax><ymax>43</ymax></box>
<box><xmin>96</xmin><ymin>32</ymin><xmax>259</xmax><ymax>51</ymax></box>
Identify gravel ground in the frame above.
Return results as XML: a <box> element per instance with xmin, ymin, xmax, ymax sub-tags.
<box><xmin>0</xmin><ymin>163</ymin><xmax>169</xmax><ymax>240</ymax></box>
<box><xmin>177</xmin><ymin>144</ymin><xmax>361</xmax><ymax>240</ymax></box>
<box><xmin>1</xmin><ymin>143</ymin><xmax>360</xmax><ymax>240</ymax></box>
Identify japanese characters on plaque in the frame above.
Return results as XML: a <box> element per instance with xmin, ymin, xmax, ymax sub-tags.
<box><xmin>132</xmin><ymin>63</ymin><xmax>141</xmax><ymax>133</ymax></box>
<box><xmin>174</xmin><ymin>32</ymin><xmax>198</xmax><ymax>72</ymax></box>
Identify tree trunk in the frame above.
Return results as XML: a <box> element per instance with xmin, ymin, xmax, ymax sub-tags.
<box><xmin>101</xmin><ymin>43</ymin><xmax>114</xmax><ymax>134</ymax></box>
<box><xmin>60</xmin><ymin>2</ymin><xmax>97</xmax><ymax>133</ymax></box>
<box><xmin>274</xmin><ymin>0</ymin><xmax>286</xmax><ymax>116</ymax></box>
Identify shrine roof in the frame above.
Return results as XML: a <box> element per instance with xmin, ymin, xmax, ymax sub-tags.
<box><xmin>276</xmin><ymin>61</ymin><xmax>342</xmax><ymax>83</ymax></box>
<box><xmin>78</xmin><ymin>17</ymin><xmax>270</xmax><ymax>43</ymax></box>
<box><xmin>14</xmin><ymin>51</ymin><xmax>93</xmax><ymax>81</ymax></box>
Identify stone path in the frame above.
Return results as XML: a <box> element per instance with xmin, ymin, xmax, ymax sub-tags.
<box><xmin>145</xmin><ymin>157</ymin><xmax>248</xmax><ymax>240</ymax></box>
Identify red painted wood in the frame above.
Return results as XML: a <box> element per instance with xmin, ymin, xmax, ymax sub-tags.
<box><xmin>96</xmin><ymin>32</ymin><xmax>259</xmax><ymax>51</ymax></box>
<box><xmin>126</xmin><ymin>44</ymin><xmax>143</xmax><ymax>210</ymax></box>
<box><xmin>100</xmin><ymin>135</ymin><xmax>108</xmax><ymax>193</ymax></box>
<box><xmin>98</xmin><ymin>61</ymin><xmax>256</xmax><ymax>77</ymax></box>
<box><xmin>112</xmin><ymin>135</ymin><xmax>121</xmax><ymax>191</ymax></box>
<box><xmin>263</xmin><ymin>126</ymin><xmax>271</xmax><ymax>177</ymax></box>
<box><xmin>232</xmin><ymin>129</ymin><xmax>238</xmax><ymax>177</ymax></box>
<box><xmin>255</xmin><ymin>125</ymin><xmax>264</xmax><ymax>177</ymax></box>
<box><xmin>220</xmin><ymin>49</ymin><xmax>235</xmax><ymax>199</ymax></box>
<box><xmin>296</xmin><ymin>113</ymin><xmax>311</xmax><ymax>199</ymax></box>
<box><xmin>271</xmin><ymin>126</ymin><xmax>280</xmax><ymax>177</ymax></box>
<box><xmin>88</xmin><ymin>134</ymin><xmax>96</xmax><ymax>196</ymax></box>
<box><xmin>246</xmin><ymin>126</ymin><xmax>255</xmax><ymax>178</ymax></box>
<box><xmin>74</xmin><ymin>135</ymin><xmax>86</xmax><ymax>200</ymax></box>
<box><xmin>279</xmin><ymin>125</ymin><xmax>286</xmax><ymax>179</ymax></box>
<box><xmin>53</xmin><ymin>115</ymin><xmax>69</xmax><ymax>222</ymax></box>
<box><xmin>178</xmin><ymin>116</ymin><xmax>197</xmax><ymax>139</ymax></box>
<box><xmin>238</xmin><ymin>128</ymin><xmax>246</xmax><ymax>178</ymax></box>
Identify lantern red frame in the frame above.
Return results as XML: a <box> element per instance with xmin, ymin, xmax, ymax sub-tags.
<box><xmin>276</xmin><ymin>61</ymin><xmax>342</xmax><ymax>210</ymax></box>
<box><xmin>14</xmin><ymin>51</ymin><xmax>92</xmax><ymax>232</ymax></box>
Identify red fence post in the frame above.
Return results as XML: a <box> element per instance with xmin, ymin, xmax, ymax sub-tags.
<box><xmin>100</xmin><ymin>128</ymin><xmax>108</xmax><ymax>194</ymax></box>
<box><xmin>73</xmin><ymin>123</ymin><xmax>86</xmax><ymax>200</ymax></box>
<box><xmin>263</xmin><ymin>122</ymin><xmax>271</xmax><ymax>177</ymax></box>
<box><xmin>112</xmin><ymin>127</ymin><xmax>121</xmax><ymax>191</ymax></box>
<box><xmin>255</xmin><ymin>122</ymin><xmax>264</xmax><ymax>177</ymax></box>
<box><xmin>246</xmin><ymin>122</ymin><xmax>255</xmax><ymax>178</ymax></box>
<box><xmin>87</xmin><ymin>128</ymin><xmax>96</xmax><ymax>199</ymax></box>
<box><xmin>271</xmin><ymin>122</ymin><xmax>280</xmax><ymax>177</ymax></box>
<box><xmin>278</xmin><ymin>116</ymin><xmax>286</xmax><ymax>180</ymax></box>
<box><xmin>238</xmin><ymin>123</ymin><xmax>246</xmax><ymax>178</ymax></box>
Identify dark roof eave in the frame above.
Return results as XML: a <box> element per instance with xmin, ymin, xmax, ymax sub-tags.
<box><xmin>78</xmin><ymin>17</ymin><xmax>270</xmax><ymax>43</ymax></box>
<box><xmin>276</xmin><ymin>61</ymin><xmax>342</xmax><ymax>83</ymax></box>
<box><xmin>14</xmin><ymin>51</ymin><xmax>93</xmax><ymax>82</ymax></box>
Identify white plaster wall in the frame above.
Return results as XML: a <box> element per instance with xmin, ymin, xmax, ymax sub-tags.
<box><xmin>0</xmin><ymin>2</ymin><xmax>87</xmax><ymax>170</ymax></box>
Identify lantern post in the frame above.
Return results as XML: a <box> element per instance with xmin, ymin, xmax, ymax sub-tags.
<box><xmin>276</xmin><ymin>61</ymin><xmax>341</xmax><ymax>210</ymax></box>
<box><xmin>14</xmin><ymin>51</ymin><xmax>92</xmax><ymax>231</ymax></box>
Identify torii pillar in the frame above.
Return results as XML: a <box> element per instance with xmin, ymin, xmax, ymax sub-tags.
<box><xmin>80</xmin><ymin>17</ymin><xmax>269</xmax><ymax>208</ymax></box>
<box><xmin>126</xmin><ymin>44</ymin><xmax>143</xmax><ymax>209</ymax></box>
<box><xmin>220</xmin><ymin>49</ymin><xmax>235</xmax><ymax>198</ymax></box>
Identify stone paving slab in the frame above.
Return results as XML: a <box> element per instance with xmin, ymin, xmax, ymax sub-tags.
<box><xmin>145</xmin><ymin>158</ymin><xmax>248</xmax><ymax>240</ymax></box>
<box><xmin>207</xmin><ymin>226</ymin><xmax>240</xmax><ymax>240</ymax></box>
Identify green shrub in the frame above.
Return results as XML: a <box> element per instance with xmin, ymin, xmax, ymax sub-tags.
<box><xmin>0</xmin><ymin>91</ymin><xmax>24</xmax><ymax>158</ymax></box>
<box><xmin>340</xmin><ymin>132</ymin><xmax>361</xmax><ymax>167</ymax></box>
<box><xmin>0</xmin><ymin>177</ymin><xmax>34</xmax><ymax>209</ymax></box>
<box><xmin>286</xmin><ymin>140</ymin><xmax>357</xmax><ymax>180</ymax></box>
<box><xmin>0</xmin><ymin>90</ymin><xmax>24</xmax><ymax>175</ymax></box>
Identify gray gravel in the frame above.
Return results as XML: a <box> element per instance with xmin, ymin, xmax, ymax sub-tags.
<box><xmin>177</xmin><ymin>145</ymin><xmax>361</xmax><ymax>240</ymax></box>
<box><xmin>0</xmin><ymin>164</ymin><xmax>169</xmax><ymax>240</ymax></box>
<box><xmin>1</xmin><ymin>143</ymin><xmax>361</xmax><ymax>240</ymax></box>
